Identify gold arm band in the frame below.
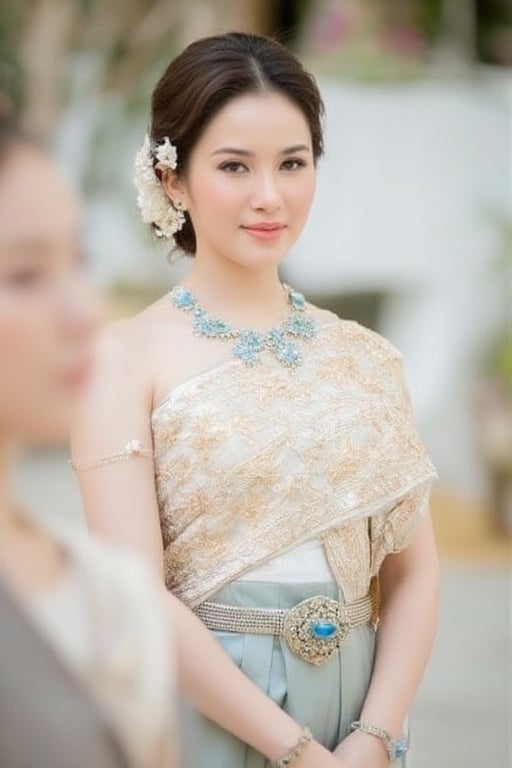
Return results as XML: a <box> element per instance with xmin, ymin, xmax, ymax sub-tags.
<box><xmin>70</xmin><ymin>439</ymin><xmax>154</xmax><ymax>472</ymax></box>
<box><xmin>272</xmin><ymin>727</ymin><xmax>313</xmax><ymax>768</ymax></box>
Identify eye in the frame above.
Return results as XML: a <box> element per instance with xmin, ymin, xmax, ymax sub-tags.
<box><xmin>4</xmin><ymin>266</ymin><xmax>43</xmax><ymax>288</ymax></box>
<box><xmin>280</xmin><ymin>158</ymin><xmax>307</xmax><ymax>171</ymax></box>
<box><xmin>218</xmin><ymin>161</ymin><xmax>248</xmax><ymax>174</ymax></box>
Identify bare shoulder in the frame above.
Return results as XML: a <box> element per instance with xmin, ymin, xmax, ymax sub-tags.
<box><xmin>307</xmin><ymin>301</ymin><xmax>401</xmax><ymax>361</ymax></box>
<box><xmin>307</xmin><ymin>302</ymin><xmax>339</xmax><ymax>327</ymax></box>
<box><xmin>91</xmin><ymin>317</ymin><xmax>146</xmax><ymax>394</ymax></box>
<box><xmin>95</xmin><ymin>295</ymin><xmax>173</xmax><ymax>368</ymax></box>
<box><xmin>73</xmin><ymin>300</ymin><xmax>175</xmax><ymax>446</ymax></box>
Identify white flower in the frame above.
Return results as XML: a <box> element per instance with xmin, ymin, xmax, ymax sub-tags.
<box><xmin>133</xmin><ymin>134</ymin><xmax>185</xmax><ymax>239</ymax></box>
<box><xmin>154</xmin><ymin>136</ymin><xmax>177</xmax><ymax>170</ymax></box>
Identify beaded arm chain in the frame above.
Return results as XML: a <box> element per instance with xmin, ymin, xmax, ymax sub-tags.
<box><xmin>70</xmin><ymin>438</ymin><xmax>154</xmax><ymax>472</ymax></box>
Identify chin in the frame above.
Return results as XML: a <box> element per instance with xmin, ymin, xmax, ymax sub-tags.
<box><xmin>230</xmin><ymin>242</ymin><xmax>291</xmax><ymax>270</ymax></box>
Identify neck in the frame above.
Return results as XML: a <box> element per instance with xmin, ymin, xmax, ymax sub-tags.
<box><xmin>186</xmin><ymin>253</ymin><xmax>287</xmax><ymax>318</ymax></box>
<box><xmin>0</xmin><ymin>436</ymin><xmax>19</xmax><ymax>530</ymax></box>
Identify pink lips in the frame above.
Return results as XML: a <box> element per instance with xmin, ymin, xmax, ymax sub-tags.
<box><xmin>242</xmin><ymin>223</ymin><xmax>286</xmax><ymax>241</ymax></box>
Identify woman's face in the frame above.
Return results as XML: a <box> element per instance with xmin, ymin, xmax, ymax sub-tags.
<box><xmin>175</xmin><ymin>90</ymin><xmax>317</xmax><ymax>270</ymax></box>
<box><xmin>0</xmin><ymin>145</ymin><xmax>98</xmax><ymax>445</ymax></box>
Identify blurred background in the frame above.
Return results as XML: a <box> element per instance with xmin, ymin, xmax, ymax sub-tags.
<box><xmin>2</xmin><ymin>1</ymin><xmax>511</xmax><ymax>765</ymax></box>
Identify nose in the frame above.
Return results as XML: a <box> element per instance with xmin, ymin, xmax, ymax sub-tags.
<box><xmin>250</xmin><ymin>170</ymin><xmax>282</xmax><ymax>213</ymax></box>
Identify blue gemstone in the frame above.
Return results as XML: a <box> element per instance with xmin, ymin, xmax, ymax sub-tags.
<box><xmin>173</xmin><ymin>288</ymin><xmax>195</xmax><ymax>309</ymax></box>
<box><xmin>276</xmin><ymin>342</ymin><xmax>301</xmax><ymax>366</ymax></box>
<box><xmin>289</xmin><ymin>289</ymin><xmax>306</xmax><ymax>310</ymax></box>
<box><xmin>195</xmin><ymin>314</ymin><xmax>232</xmax><ymax>338</ymax></box>
<box><xmin>266</xmin><ymin>329</ymin><xmax>285</xmax><ymax>348</ymax></box>
<box><xmin>394</xmin><ymin>740</ymin><xmax>409</xmax><ymax>758</ymax></box>
<box><xmin>233</xmin><ymin>335</ymin><xmax>262</xmax><ymax>364</ymax></box>
<box><xmin>311</xmin><ymin>621</ymin><xmax>337</xmax><ymax>639</ymax></box>
<box><xmin>286</xmin><ymin>314</ymin><xmax>317</xmax><ymax>339</ymax></box>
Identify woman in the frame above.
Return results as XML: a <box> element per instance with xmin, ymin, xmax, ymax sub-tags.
<box><xmin>0</xmin><ymin>107</ymin><xmax>339</xmax><ymax>768</ymax></box>
<box><xmin>72</xmin><ymin>32</ymin><xmax>438</xmax><ymax>768</ymax></box>
<box><xmin>0</xmin><ymin>111</ymin><xmax>178</xmax><ymax>768</ymax></box>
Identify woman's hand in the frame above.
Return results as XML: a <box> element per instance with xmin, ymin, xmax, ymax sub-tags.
<box><xmin>292</xmin><ymin>739</ymin><xmax>349</xmax><ymax>767</ymax></box>
<box><xmin>333</xmin><ymin>729</ymin><xmax>390</xmax><ymax>768</ymax></box>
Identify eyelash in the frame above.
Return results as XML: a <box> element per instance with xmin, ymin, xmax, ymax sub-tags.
<box><xmin>282</xmin><ymin>158</ymin><xmax>307</xmax><ymax>171</ymax></box>
<box><xmin>2</xmin><ymin>248</ymin><xmax>87</xmax><ymax>289</ymax></box>
<box><xmin>219</xmin><ymin>158</ymin><xmax>307</xmax><ymax>174</ymax></box>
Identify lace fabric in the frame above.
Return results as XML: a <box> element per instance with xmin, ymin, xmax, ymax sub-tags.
<box><xmin>151</xmin><ymin>319</ymin><xmax>437</xmax><ymax>607</ymax></box>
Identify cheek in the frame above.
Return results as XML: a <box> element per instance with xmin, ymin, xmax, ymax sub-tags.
<box><xmin>0</xmin><ymin>305</ymin><xmax>52</xmax><ymax>395</ymax></box>
<box><xmin>289</xmin><ymin>172</ymin><xmax>316</xmax><ymax>213</ymax></box>
<box><xmin>0</xmin><ymin>306</ymin><xmax>37</xmax><ymax>355</ymax></box>
<box><xmin>191</xmin><ymin>172</ymin><xmax>244</xmax><ymax>218</ymax></box>
<box><xmin>273</xmin><ymin>179</ymin><xmax>315</xmax><ymax>241</ymax></box>
<box><xmin>0</xmin><ymin>309</ymin><xmax>66</xmax><ymax>441</ymax></box>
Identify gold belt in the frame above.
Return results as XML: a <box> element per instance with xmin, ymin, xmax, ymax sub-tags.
<box><xmin>194</xmin><ymin>593</ymin><xmax>373</xmax><ymax>666</ymax></box>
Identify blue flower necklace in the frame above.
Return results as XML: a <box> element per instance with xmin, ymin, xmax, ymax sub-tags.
<box><xmin>170</xmin><ymin>284</ymin><xmax>317</xmax><ymax>367</ymax></box>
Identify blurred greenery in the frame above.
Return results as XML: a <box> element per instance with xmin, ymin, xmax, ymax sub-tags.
<box><xmin>480</xmin><ymin>209</ymin><xmax>512</xmax><ymax>392</ymax></box>
<box><xmin>493</xmin><ymin>213</ymin><xmax>512</xmax><ymax>391</ymax></box>
<box><xmin>0</xmin><ymin>2</ymin><xmax>24</xmax><ymax>109</ymax></box>
<box><xmin>420</xmin><ymin>0</ymin><xmax>444</xmax><ymax>40</ymax></box>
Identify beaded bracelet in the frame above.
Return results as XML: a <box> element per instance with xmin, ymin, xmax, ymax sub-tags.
<box><xmin>69</xmin><ymin>438</ymin><xmax>153</xmax><ymax>472</ymax></box>
<box><xmin>273</xmin><ymin>727</ymin><xmax>313</xmax><ymax>768</ymax></box>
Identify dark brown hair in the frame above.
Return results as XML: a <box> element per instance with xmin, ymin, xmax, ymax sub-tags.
<box><xmin>149</xmin><ymin>32</ymin><xmax>324</xmax><ymax>254</ymax></box>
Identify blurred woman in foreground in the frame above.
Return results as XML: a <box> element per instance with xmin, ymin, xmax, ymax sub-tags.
<box><xmin>0</xmin><ymin>111</ymin><xmax>177</xmax><ymax>768</ymax></box>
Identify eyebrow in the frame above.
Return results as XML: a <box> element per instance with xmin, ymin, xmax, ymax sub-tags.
<box><xmin>211</xmin><ymin>144</ymin><xmax>311</xmax><ymax>157</ymax></box>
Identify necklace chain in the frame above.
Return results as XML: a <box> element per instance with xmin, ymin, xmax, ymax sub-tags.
<box><xmin>170</xmin><ymin>284</ymin><xmax>317</xmax><ymax>367</ymax></box>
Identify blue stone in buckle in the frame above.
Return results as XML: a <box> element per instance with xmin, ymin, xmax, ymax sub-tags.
<box><xmin>283</xmin><ymin>595</ymin><xmax>349</xmax><ymax>666</ymax></box>
<box><xmin>311</xmin><ymin>620</ymin><xmax>337</xmax><ymax>639</ymax></box>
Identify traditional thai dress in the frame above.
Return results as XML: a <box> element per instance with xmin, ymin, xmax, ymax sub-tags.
<box><xmin>151</xmin><ymin>318</ymin><xmax>436</xmax><ymax>767</ymax></box>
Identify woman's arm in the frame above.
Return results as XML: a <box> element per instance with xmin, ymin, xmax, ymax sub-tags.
<box><xmin>71</xmin><ymin>323</ymin><xmax>344</xmax><ymax>768</ymax></box>
<box><xmin>334</xmin><ymin>514</ymin><xmax>439</xmax><ymax>767</ymax></box>
<box><xmin>166</xmin><ymin>588</ymin><xmax>343</xmax><ymax>765</ymax></box>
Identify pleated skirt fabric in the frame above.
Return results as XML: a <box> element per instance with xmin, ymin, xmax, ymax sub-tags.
<box><xmin>185</xmin><ymin>580</ymin><xmax>408</xmax><ymax>767</ymax></box>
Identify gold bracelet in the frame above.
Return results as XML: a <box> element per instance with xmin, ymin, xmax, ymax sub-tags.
<box><xmin>273</xmin><ymin>727</ymin><xmax>313</xmax><ymax>768</ymax></box>
<box><xmin>70</xmin><ymin>438</ymin><xmax>154</xmax><ymax>472</ymax></box>
<box><xmin>349</xmin><ymin>721</ymin><xmax>409</xmax><ymax>762</ymax></box>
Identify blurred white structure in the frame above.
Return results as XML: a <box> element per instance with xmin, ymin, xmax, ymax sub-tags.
<box><xmin>288</xmin><ymin>75</ymin><xmax>509</xmax><ymax>495</ymax></box>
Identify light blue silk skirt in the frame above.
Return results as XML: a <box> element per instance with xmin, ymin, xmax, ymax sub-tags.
<box><xmin>185</xmin><ymin>580</ymin><xmax>407</xmax><ymax>767</ymax></box>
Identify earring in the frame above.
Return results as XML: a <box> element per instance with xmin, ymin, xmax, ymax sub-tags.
<box><xmin>174</xmin><ymin>200</ymin><xmax>186</xmax><ymax>212</ymax></box>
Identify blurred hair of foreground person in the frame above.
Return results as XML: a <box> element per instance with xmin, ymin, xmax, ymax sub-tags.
<box><xmin>0</xmin><ymin>110</ymin><xmax>177</xmax><ymax>768</ymax></box>
<box><xmin>72</xmin><ymin>32</ymin><xmax>439</xmax><ymax>768</ymax></box>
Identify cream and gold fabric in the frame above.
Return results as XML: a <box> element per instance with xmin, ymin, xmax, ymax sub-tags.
<box><xmin>151</xmin><ymin>320</ymin><xmax>437</xmax><ymax>606</ymax></box>
<box><xmin>28</xmin><ymin>521</ymin><xmax>177</xmax><ymax>768</ymax></box>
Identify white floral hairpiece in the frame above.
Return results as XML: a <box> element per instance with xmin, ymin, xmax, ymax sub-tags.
<box><xmin>133</xmin><ymin>134</ymin><xmax>185</xmax><ymax>239</ymax></box>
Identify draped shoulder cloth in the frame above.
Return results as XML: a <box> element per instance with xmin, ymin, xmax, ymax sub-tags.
<box><xmin>41</xmin><ymin>521</ymin><xmax>177</xmax><ymax>768</ymax></box>
<box><xmin>151</xmin><ymin>320</ymin><xmax>437</xmax><ymax>606</ymax></box>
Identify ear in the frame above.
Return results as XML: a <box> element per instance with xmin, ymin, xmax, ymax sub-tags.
<box><xmin>160</xmin><ymin>169</ymin><xmax>188</xmax><ymax>209</ymax></box>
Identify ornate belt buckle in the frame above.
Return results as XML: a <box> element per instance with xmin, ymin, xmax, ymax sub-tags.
<box><xmin>282</xmin><ymin>595</ymin><xmax>350</xmax><ymax>666</ymax></box>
